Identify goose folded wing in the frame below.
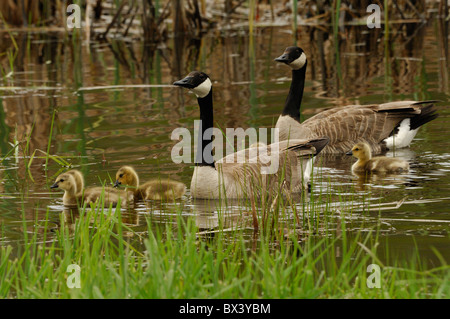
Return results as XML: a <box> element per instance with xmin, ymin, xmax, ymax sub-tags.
<box><xmin>300</xmin><ymin>101</ymin><xmax>438</xmax><ymax>153</ymax></box>
<box><xmin>213</xmin><ymin>138</ymin><xmax>327</xmax><ymax>197</ymax></box>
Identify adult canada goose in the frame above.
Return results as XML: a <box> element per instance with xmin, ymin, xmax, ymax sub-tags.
<box><xmin>347</xmin><ymin>142</ymin><xmax>409</xmax><ymax>173</ymax></box>
<box><xmin>274</xmin><ymin>46</ymin><xmax>438</xmax><ymax>154</ymax></box>
<box><xmin>113</xmin><ymin>166</ymin><xmax>186</xmax><ymax>201</ymax></box>
<box><xmin>51</xmin><ymin>170</ymin><xmax>128</xmax><ymax>207</ymax></box>
<box><xmin>173</xmin><ymin>71</ymin><xmax>329</xmax><ymax>201</ymax></box>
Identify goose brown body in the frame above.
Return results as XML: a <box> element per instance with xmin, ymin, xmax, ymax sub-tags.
<box><xmin>114</xmin><ymin>166</ymin><xmax>186</xmax><ymax>201</ymax></box>
<box><xmin>276</xmin><ymin>101</ymin><xmax>438</xmax><ymax>154</ymax></box>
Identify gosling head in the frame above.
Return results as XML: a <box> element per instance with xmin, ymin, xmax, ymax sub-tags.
<box><xmin>114</xmin><ymin>166</ymin><xmax>139</xmax><ymax>189</ymax></box>
<box><xmin>173</xmin><ymin>71</ymin><xmax>212</xmax><ymax>99</ymax></box>
<box><xmin>51</xmin><ymin>173</ymin><xmax>77</xmax><ymax>193</ymax></box>
<box><xmin>275</xmin><ymin>46</ymin><xmax>307</xmax><ymax>70</ymax></box>
<box><xmin>346</xmin><ymin>142</ymin><xmax>372</xmax><ymax>160</ymax></box>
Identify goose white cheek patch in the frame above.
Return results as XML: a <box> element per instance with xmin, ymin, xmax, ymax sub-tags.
<box><xmin>191</xmin><ymin>78</ymin><xmax>212</xmax><ymax>98</ymax></box>
<box><xmin>289</xmin><ymin>52</ymin><xmax>307</xmax><ymax>70</ymax></box>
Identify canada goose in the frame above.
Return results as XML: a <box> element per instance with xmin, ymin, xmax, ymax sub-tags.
<box><xmin>113</xmin><ymin>165</ymin><xmax>186</xmax><ymax>200</ymax></box>
<box><xmin>274</xmin><ymin>46</ymin><xmax>438</xmax><ymax>154</ymax></box>
<box><xmin>347</xmin><ymin>142</ymin><xmax>409</xmax><ymax>173</ymax></box>
<box><xmin>51</xmin><ymin>170</ymin><xmax>128</xmax><ymax>207</ymax></box>
<box><xmin>173</xmin><ymin>71</ymin><xmax>329</xmax><ymax>201</ymax></box>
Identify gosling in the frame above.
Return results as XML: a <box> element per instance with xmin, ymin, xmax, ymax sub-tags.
<box><xmin>347</xmin><ymin>142</ymin><xmax>409</xmax><ymax>174</ymax></box>
<box><xmin>113</xmin><ymin>166</ymin><xmax>186</xmax><ymax>201</ymax></box>
<box><xmin>51</xmin><ymin>170</ymin><xmax>128</xmax><ymax>207</ymax></box>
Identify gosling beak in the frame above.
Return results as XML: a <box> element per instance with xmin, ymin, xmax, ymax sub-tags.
<box><xmin>50</xmin><ymin>183</ymin><xmax>59</xmax><ymax>189</ymax></box>
<box><xmin>113</xmin><ymin>180</ymin><xmax>121</xmax><ymax>188</ymax></box>
<box><xmin>346</xmin><ymin>150</ymin><xmax>353</xmax><ymax>156</ymax></box>
<box><xmin>274</xmin><ymin>53</ymin><xmax>292</xmax><ymax>64</ymax></box>
<box><xmin>173</xmin><ymin>76</ymin><xmax>196</xmax><ymax>89</ymax></box>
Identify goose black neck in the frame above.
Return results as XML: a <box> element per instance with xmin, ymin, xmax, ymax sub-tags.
<box><xmin>196</xmin><ymin>89</ymin><xmax>215</xmax><ymax>167</ymax></box>
<box><xmin>282</xmin><ymin>62</ymin><xmax>307</xmax><ymax>122</ymax></box>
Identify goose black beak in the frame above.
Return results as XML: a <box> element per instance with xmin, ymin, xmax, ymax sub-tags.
<box><xmin>50</xmin><ymin>183</ymin><xmax>59</xmax><ymax>189</ymax></box>
<box><xmin>274</xmin><ymin>53</ymin><xmax>292</xmax><ymax>64</ymax></box>
<box><xmin>346</xmin><ymin>150</ymin><xmax>353</xmax><ymax>156</ymax></box>
<box><xmin>113</xmin><ymin>180</ymin><xmax>121</xmax><ymax>188</ymax></box>
<box><xmin>173</xmin><ymin>76</ymin><xmax>196</xmax><ymax>89</ymax></box>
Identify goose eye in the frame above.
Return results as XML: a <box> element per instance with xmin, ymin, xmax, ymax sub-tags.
<box><xmin>354</xmin><ymin>148</ymin><xmax>359</xmax><ymax>151</ymax></box>
<box><xmin>60</xmin><ymin>179</ymin><xmax>64</xmax><ymax>182</ymax></box>
<box><xmin>119</xmin><ymin>174</ymin><xmax>123</xmax><ymax>178</ymax></box>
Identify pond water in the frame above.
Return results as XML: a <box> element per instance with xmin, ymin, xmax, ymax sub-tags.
<box><xmin>0</xmin><ymin>20</ymin><xmax>449</xmax><ymax>266</ymax></box>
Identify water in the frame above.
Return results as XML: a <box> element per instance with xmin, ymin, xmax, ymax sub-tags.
<box><xmin>0</xmin><ymin>21</ymin><xmax>449</xmax><ymax>265</ymax></box>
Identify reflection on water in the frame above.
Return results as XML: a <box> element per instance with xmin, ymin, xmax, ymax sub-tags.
<box><xmin>0</xmin><ymin>19</ymin><xmax>449</xmax><ymax>265</ymax></box>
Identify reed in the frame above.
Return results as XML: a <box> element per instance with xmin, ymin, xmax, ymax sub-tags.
<box><xmin>248</xmin><ymin>11</ymin><xmax>258</xmax><ymax>124</ymax></box>
<box><xmin>332</xmin><ymin>0</ymin><xmax>343</xmax><ymax>89</ymax></box>
<box><xmin>248</xmin><ymin>0</ymin><xmax>255</xmax><ymax>36</ymax></box>
<box><xmin>384</xmin><ymin>0</ymin><xmax>393</xmax><ymax>100</ymax></box>
<box><xmin>45</xmin><ymin>110</ymin><xmax>57</xmax><ymax>172</ymax></box>
<box><xmin>292</xmin><ymin>0</ymin><xmax>298</xmax><ymax>43</ymax></box>
<box><xmin>0</xmin><ymin>11</ymin><xmax>19</xmax><ymax>79</ymax></box>
<box><xmin>0</xmin><ymin>98</ymin><xmax>10</xmax><ymax>155</ymax></box>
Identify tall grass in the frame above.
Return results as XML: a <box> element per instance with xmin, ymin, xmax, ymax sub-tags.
<box><xmin>1</xmin><ymin>191</ymin><xmax>448</xmax><ymax>298</ymax></box>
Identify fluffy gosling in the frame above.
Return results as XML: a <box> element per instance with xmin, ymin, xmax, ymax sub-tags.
<box><xmin>347</xmin><ymin>142</ymin><xmax>409</xmax><ymax>174</ymax></box>
<box><xmin>113</xmin><ymin>166</ymin><xmax>186</xmax><ymax>201</ymax></box>
<box><xmin>51</xmin><ymin>169</ymin><xmax>128</xmax><ymax>207</ymax></box>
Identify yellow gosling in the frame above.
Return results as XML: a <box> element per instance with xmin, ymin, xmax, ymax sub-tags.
<box><xmin>347</xmin><ymin>142</ymin><xmax>409</xmax><ymax>174</ymax></box>
<box><xmin>113</xmin><ymin>166</ymin><xmax>186</xmax><ymax>201</ymax></box>
<box><xmin>51</xmin><ymin>170</ymin><xmax>128</xmax><ymax>207</ymax></box>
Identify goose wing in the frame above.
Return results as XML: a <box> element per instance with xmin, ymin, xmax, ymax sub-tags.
<box><xmin>215</xmin><ymin>137</ymin><xmax>329</xmax><ymax>196</ymax></box>
<box><xmin>301</xmin><ymin>100</ymin><xmax>437</xmax><ymax>153</ymax></box>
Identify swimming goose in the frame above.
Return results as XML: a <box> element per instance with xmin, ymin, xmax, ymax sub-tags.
<box><xmin>173</xmin><ymin>71</ymin><xmax>329</xmax><ymax>201</ymax></box>
<box><xmin>51</xmin><ymin>170</ymin><xmax>128</xmax><ymax>207</ymax></box>
<box><xmin>274</xmin><ymin>46</ymin><xmax>438</xmax><ymax>154</ymax></box>
<box><xmin>113</xmin><ymin>165</ymin><xmax>186</xmax><ymax>200</ymax></box>
<box><xmin>347</xmin><ymin>142</ymin><xmax>409</xmax><ymax>173</ymax></box>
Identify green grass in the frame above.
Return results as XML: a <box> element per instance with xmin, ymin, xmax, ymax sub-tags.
<box><xmin>0</xmin><ymin>192</ymin><xmax>448</xmax><ymax>299</ymax></box>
